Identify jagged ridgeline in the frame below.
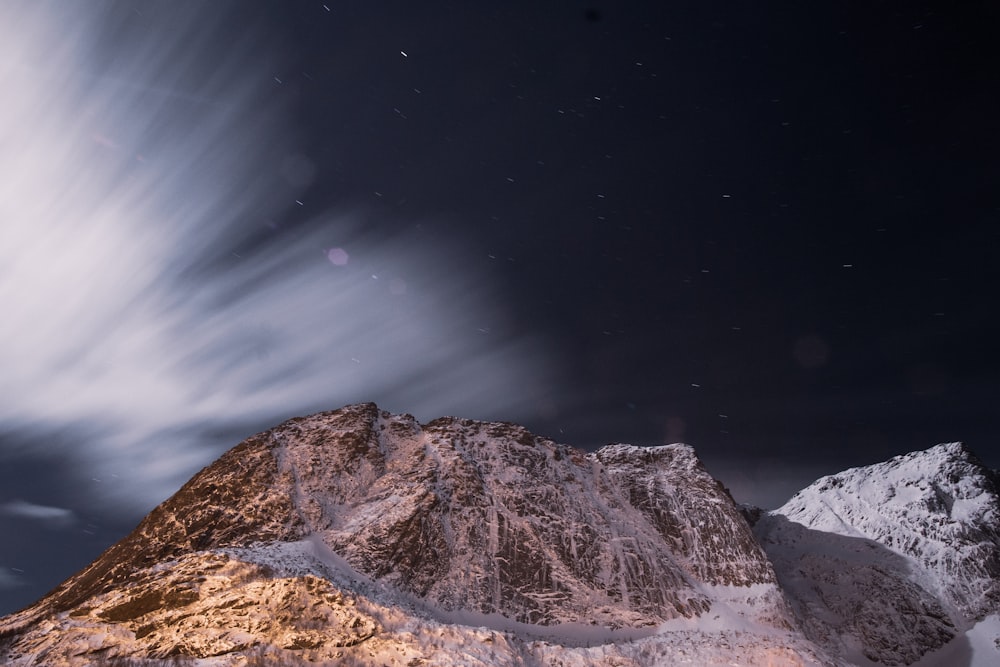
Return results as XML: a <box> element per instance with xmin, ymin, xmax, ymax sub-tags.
<box><xmin>1</xmin><ymin>403</ymin><xmax>998</xmax><ymax>666</ymax></box>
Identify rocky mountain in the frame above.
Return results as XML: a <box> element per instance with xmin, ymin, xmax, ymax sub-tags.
<box><xmin>754</xmin><ymin>442</ymin><xmax>1000</xmax><ymax>666</ymax></box>
<box><xmin>0</xmin><ymin>403</ymin><xmax>997</xmax><ymax>666</ymax></box>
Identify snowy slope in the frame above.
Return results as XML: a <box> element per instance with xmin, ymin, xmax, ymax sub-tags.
<box><xmin>774</xmin><ymin>442</ymin><xmax>999</xmax><ymax>618</ymax></box>
<box><xmin>0</xmin><ymin>545</ymin><xmax>836</xmax><ymax>667</ymax></box>
<box><xmin>0</xmin><ymin>403</ymin><xmax>834</xmax><ymax>666</ymax></box>
<box><xmin>756</xmin><ymin>442</ymin><xmax>1000</xmax><ymax>666</ymax></box>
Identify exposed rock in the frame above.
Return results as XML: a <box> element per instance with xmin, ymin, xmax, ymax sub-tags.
<box><xmin>10</xmin><ymin>405</ymin><xmax>995</xmax><ymax>665</ymax></box>
<box><xmin>593</xmin><ymin>444</ymin><xmax>777</xmax><ymax>588</ymax></box>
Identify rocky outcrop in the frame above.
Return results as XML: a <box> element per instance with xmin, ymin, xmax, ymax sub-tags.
<box><xmin>4</xmin><ymin>552</ymin><xmax>379</xmax><ymax>664</ymax></box>
<box><xmin>594</xmin><ymin>444</ymin><xmax>777</xmax><ymax>588</ymax></box>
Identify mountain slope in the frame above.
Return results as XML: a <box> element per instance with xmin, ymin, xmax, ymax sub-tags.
<box><xmin>755</xmin><ymin>442</ymin><xmax>1000</xmax><ymax>666</ymax></box>
<box><xmin>775</xmin><ymin>442</ymin><xmax>1000</xmax><ymax>619</ymax></box>
<box><xmin>0</xmin><ymin>403</ymin><xmax>824</xmax><ymax>666</ymax></box>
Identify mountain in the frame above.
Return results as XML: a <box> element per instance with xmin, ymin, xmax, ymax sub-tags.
<box><xmin>0</xmin><ymin>403</ymin><xmax>831</xmax><ymax>666</ymax></box>
<box><xmin>1</xmin><ymin>404</ymin><xmax>997</xmax><ymax>666</ymax></box>
<box><xmin>754</xmin><ymin>442</ymin><xmax>1000</xmax><ymax>666</ymax></box>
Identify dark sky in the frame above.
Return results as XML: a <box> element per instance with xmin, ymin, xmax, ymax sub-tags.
<box><xmin>1</xmin><ymin>0</ymin><xmax>998</xmax><ymax>615</ymax></box>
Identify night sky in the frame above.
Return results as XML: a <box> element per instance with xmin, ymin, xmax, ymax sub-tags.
<box><xmin>2</xmin><ymin>1</ymin><xmax>998</xmax><ymax>615</ymax></box>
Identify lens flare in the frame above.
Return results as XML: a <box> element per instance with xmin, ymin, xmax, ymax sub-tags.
<box><xmin>326</xmin><ymin>248</ymin><xmax>350</xmax><ymax>266</ymax></box>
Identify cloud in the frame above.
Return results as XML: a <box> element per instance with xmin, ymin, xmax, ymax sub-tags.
<box><xmin>0</xmin><ymin>4</ymin><xmax>558</xmax><ymax>511</ymax></box>
<box><xmin>0</xmin><ymin>567</ymin><xmax>26</xmax><ymax>590</ymax></box>
<box><xmin>0</xmin><ymin>500</ymin><xmax>76</xmax><ymax>526</ymax></box>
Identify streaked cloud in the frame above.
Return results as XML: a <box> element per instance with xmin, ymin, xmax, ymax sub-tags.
<box><xmin>0</xmin><ymin>500</ymin><xmax>76</xmax><ymax>526</ymax></box>
<box><xmin>0</xmin><ymin>3</ymin><xmax>557</xmax><ymax>511</ymax></box>
<box><xmin>0</xmin><ymin>567</ymin><xmax>25</xmax><ymax>590</ymax></box>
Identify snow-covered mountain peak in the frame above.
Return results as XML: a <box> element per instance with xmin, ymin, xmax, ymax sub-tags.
<box><xmin>779</xmin><ymin>441</ymin><xmax>998</xmax><ymax>536</ymax></box>
<box><xmin>753</xmin><ymin>441</ymin><xmax>1000</xmax><ymax>665</ymax></box>
<box><xmin>925</xmin><ymin>440</ymin><xmax>974</xmax><ymax>458</ymax></box>
<box><xmin>773</xmin><ymin>441</ymin><xmax>1000</xmax><ymax>620</ymax></box>
<box><xmin>871</xmin><ymin>440</ymin><xmax>986</xmax><ymax>481</ymax></box>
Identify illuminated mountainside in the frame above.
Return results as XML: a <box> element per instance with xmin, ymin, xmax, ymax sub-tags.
<box><xmin>0</xmin><ymin>403</ymin><xmax>827</xmax><ymax>666</ymax></box>
<box><xmin>5</xmin><ymin>405</ymin><xmax>999</xmax><ymax>666</ymax></box>
<box><xmin>755</xmin><ymin>442</ymin><xmax>1000</xmax><ymax>666</ymax></box>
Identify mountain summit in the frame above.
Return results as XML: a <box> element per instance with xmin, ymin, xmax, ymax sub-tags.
<box><xmin>755</xmin><ymin>441</ymin><xmax>1000</xmax><ymax>666</ymax></box>
<box><xmin>1</xmin><ymin>404</ymin><xmax>997</xmax><ymax>666</ymax></box>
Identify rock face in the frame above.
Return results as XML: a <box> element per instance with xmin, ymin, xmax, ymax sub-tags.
<box><xmin>0</xmin><ymin>403</ymin><xmax>817</xmax><ymax>666</ymax></box>
<box><xmin>755</xmin><ymin>442</ymin><xmax>1000</xmax><ymax>666</ymax></box>
<box><xmin>26</xmin><ymin>428</ymin><xmax>305</xmax><ymax>620</ymax></box>
<box><xmin>594</xmin><ymin>444</ymin><xmax>777</xmax><ymax>588</ymax></box>
<box><xmin>285</xmin><ymin>406</ymin><xmax>743</xmax><ymax>627</ymax></box>
<box><xmin>2</xmin><ymin>404</ymin><xmax>997</xmax><ymax>666</ymax></box>
<box><xmin>278</xmin><ymin>408</ymin><xmax>786</xmax><ymax>628</ymax></box>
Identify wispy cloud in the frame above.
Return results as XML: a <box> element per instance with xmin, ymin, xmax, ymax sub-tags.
<box><xmin>0</xmin><ymin>500</ymin><xmax>76</xmax><ymax>526</ymax></box>
<box><xmin>0</xmin><ymin>567</ymin><xmax>25</xmax><ymax>590</ymax></box>
<box><xmin>0</xmin><ymin>4</ymin><xmax>557</xmax><ymax>510</ymax></box>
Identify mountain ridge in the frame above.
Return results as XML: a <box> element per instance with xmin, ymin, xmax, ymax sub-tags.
<box><xmin>1</xmin><ymin>403</ymin><xmax>997</xmax><ymax>666</ymax></box>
